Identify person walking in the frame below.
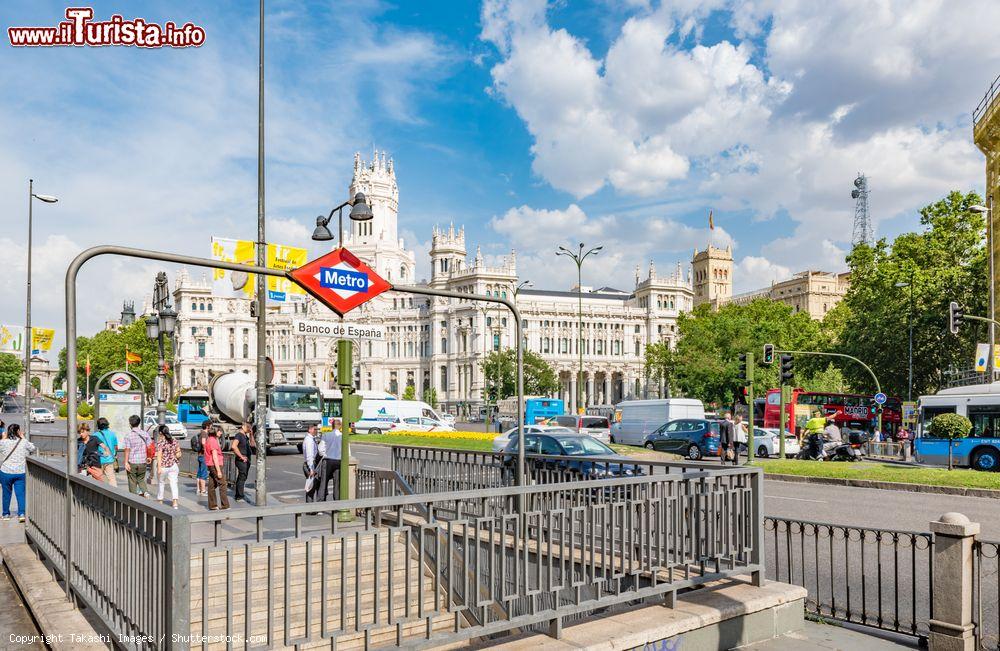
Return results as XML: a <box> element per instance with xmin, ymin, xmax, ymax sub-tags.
<box><xmin>719</xmin><ymin>412</ymin><xmax>737</xmax><ymax>466</ymax></box>
<box><xmin>79</xmin><ymin>424</ymin><xmax>103</xmax><ymax>480</ymax></box>
<box><xmin>155</xmin><ymin>425</ymin><xmax>181</xmax><ymax>509</ymax></box>
<box><xmin>204</xmin><ymin>425</ymin><xmax>229</xmax><ymax>510</ymax></box>
<box><xmin>93</xmin><ymin>417</ymin><xmax>120</xmax><ymax>486</ymax></box>
<box><xmin>122</xmin><ymin>414</ymin><xmax>152</xmax><ymax>497</ymax></box>
<box><xmin>232</xmin><ymin>421</ymin><xmax>253</xmax><ymax>502</ymax></box>
<box><xmin>191</xmin><ymin>421</ymin><xmax>210</xmax><ymax>496</ymax></box>
<box><xmin>0</xmin><ymin>424</ymin><xmax>36</xmax><ymax>522</ymax></box>
<box><xmin>319</xmin><ymin>419</ymin><xmax>343</xmax><ymax>501</ymax></box>
<box><xmin>76</xmin><ymin>422</ymin><xmax>90</xmax><ymax>473</ymax></box>
<box><xmin>734</xmin><ymin>414</ymin><xmax>748</xmax><ymax>458</ymax></box>
<box><xmin>302</xmin><ymin>425</ymin><xmax>322</xmax><ymax>503</ymax></box>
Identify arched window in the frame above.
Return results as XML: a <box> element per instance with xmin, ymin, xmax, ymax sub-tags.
<box><xmin>199</xmin><ymin>303</ymin><xmax>205</xmax><ymax>311</ymax></box>
<box><xmin>191</xmin><ymin>302</ymin><xmax>196</xmax><ymax>311</ymax></box>
<box><xmin>207</xmin><ymin>302</ymin><xmax>213</xmax><ymax>311</ymax></box>
<box><xmin>242</xmin><ymin>343</ymin><xmax>248</xmax><ymax>358</ymax></box>
<box><xmin>400</xmin><ymin>265</ymin><xmax>407</xmax><ymax>279</ymax></box>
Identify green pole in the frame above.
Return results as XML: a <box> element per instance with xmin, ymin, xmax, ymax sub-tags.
<box><xmin>778</xmin><ymin>383</ymin><xmax>786</xmax><ymax>458</ymax></box>
<box><xmin>336</xmin><ymin>339</ymin><xmax>354</xmax><ymax>522</ymax></box>
<box><xmin>745</xmin><ymin>352</ymin><xmax>755</xmax><ymax>464</ymax></box>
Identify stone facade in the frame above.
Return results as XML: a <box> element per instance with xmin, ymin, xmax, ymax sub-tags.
<box><xmin>692</xmin><ymin>245</ymin><xmax>733</xmax><ymax>307</ymax></box>
<box><xmin>170</xmin><ymin>152</ymin><xmax>693</xmax><ymax>414</ymax></box>
<box><xmin>727</xmin><ymin>270</ymin><xmax>850</xmax><ymax>319</ymax></box>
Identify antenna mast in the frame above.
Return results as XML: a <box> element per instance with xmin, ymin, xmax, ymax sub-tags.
<box><xmin>851</xmin><ymin>173</ymin><xmax>873</xmax><ymax>247</ymax></box>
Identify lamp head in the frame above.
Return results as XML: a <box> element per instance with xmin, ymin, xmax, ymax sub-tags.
<box><xmin>32</xmin><ymin>193</ymin><xmax>58</xmax><ymax>204</ymax></box>
<box><xmin>159</xmin><ymin>306</ymin><xmax>178</xmax><ymax>335</ymax></box>
<box><xmin>349</xmin><ymin>192</ymin><xmax>373</xmax><ymax>221</ymax></box>
<box><xmin>145</xmin><ymin>314</ymin><xmax>159</xmax><ymax>339</ymax></box>
<box><xmin>970</xmin><ymin>205</ymin><xmax>990</xmax><ymax>214</ymax></box>
<box><xmin>311</xmin><ymin>215</ymin><xmax>334</xmax><ymax>241</ymax></box>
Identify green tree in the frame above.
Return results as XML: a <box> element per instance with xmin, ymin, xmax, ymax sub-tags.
<box><xmin>928</xmin><ymin>412</ymin><xmax>973</xmax><ymax>470</ymax></box>
<box><xmin>481</xmin><ymin>349</ymin><xmax>559</xmax><ymax>400</ymax></box>
<box><xmin>402</xmin><ymin>384</ymin><xmax>416</xmax><ymax>400</ymax></box>
<box><xmin>30</xmin><ymin>377</ymin><xmax>41</xmax><ymax>391</ymax></box>
<box><xmin>54</xmin><ymin>321</ymin><xmax>173</xmax><ymax>398</ymax></box>
<box><xmin>837</xmin><ymin>191</ymin><xmax>987</xmax><ymax>398</ymax></box>
<box><xmin>644</xmin><ymin>342</ymin><xmax>676</xmax><ymax>397</ymax></box>
<box><xmin>421</xmin><ymin>387</ymin><xmax>438</xmax><ymax>408</ymax></box>
<box><xmin>0</xmin><ymin>353</ymin><xmax>22</xmax><ymax>392</ymax></box>
<box><xmin>671</xmin><ymin>299</ymin><xmax>831</xmax><ymax>406</ymax></box>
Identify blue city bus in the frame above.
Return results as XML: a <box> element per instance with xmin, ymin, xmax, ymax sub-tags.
<box><xmin>498</xmin><ymin>396</ymin><xmax>565</xmax><ymax>425</ymax></box>
<box><xmin>915</xmin><ymin>383</ymin><xmax>1000</xmax><ymax>471</ymax></box>
<box><xmin>176</xmin><ymin>390</ymin><xmax>210</xmax><ymax>425</ymax></box>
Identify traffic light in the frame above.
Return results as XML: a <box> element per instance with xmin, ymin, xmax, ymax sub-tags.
<box><xmin>342</xmin><ymin>392</ymin><xmax>363</xmax><ymax>429</ymax></box>
<box><xmin>949</xmin><ymin>301</ymin><xmax>965</xmax><ymax>335</ymax></box>
<box><xmin>762</xmin><ymin>343</ymin><xmax>775</xmax><ymax>365</ymax></box>
<box><xmin>780</xmin><ymin>354</ymin><xmax>794</xmax><ymax>384</ymax></box>
<box><xmin>738</xmin><ymin>352</ymin><xmax>754</xmax><ymax>385</ymax></box>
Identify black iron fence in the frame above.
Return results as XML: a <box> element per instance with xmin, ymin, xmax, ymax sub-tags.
<box><xmin>975</xmin><ymin>539</ymin><xmax>1000</xmax><ymax>651</ymax></box>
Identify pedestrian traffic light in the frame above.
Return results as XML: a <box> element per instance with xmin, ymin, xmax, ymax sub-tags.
<box><xmin>342</xmin><ymin>392</ymin><xmax>363</xmax><ymax>429</ymax></box>
<box><xmin>738</xmin><ymin>352</ymin><xmax>754</xmax><ymax>385</ymax></box>
<box><xmin>762</xmin><ymin>343</ymin><xmax>775</xmax><ymax>365</ymax></box>
<box><xmin>780</xmin><ymin>354</ymin><xmax>794</xmax><ymax>384</ymax></box>
<box><xmin>949</xmin><ymin>301</ymin><xmax>965</xmax><ymax>335</ymax></box>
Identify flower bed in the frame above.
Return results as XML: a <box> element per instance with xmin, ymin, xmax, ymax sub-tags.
<box><xmin>382</xmin><ymin>429</ymin><xmax>495</xmax><ymax>442</ymax></box>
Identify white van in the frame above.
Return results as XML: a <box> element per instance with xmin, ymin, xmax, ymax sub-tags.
<box><xmin>610</xmin><ymin>399</ymin><xmax>706</xmax><ymax>446</ymax></box>
<box><xmin>355</xmin><ymin>399</ymin><xmax>444</xmax><ymax>435</ymax></box>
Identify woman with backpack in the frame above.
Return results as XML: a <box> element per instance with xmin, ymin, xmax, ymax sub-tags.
<box><xmin>93</xmin><ymin>418</ymin><xmax>120</xmax><ymax>486</ymax></box>
<box><xmin>0</xmin><ymin>424</ymin><xmax>37</xmax><ymax>522</ymax></box>
<box><xmin>155</xmin><ymin>425</ymin><xmax>182</xmax><ymax>509</ymax></box>
<box><xmin>191</xmin><ymin>421</ymin><xmax>210</xmax><ymax>496</ymax></box>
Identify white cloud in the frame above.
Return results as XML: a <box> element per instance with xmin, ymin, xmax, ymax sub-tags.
<box><xmin>733</xmin><ymin>256</ymin><xmax>791</xmax><ymax>294</ymax></box>
<box><xmin>481</xmin><ymin>0</ymin><xmax>995</xmax><ymax>274</ymax></box>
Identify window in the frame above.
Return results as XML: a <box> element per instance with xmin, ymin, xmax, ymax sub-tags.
<box><xmin>191</xmin><ymin>303</ymin><xmax>196</xmax><ymax>311</ymax></box>
<box><xmin>229</xmin><ymin>342</ymin><xmax>235</xmax><ymax>357</ymax></box>
<box><xmin>207</xmin><ymin>303</ymin><xmax>212</xmax><ymax>312</ymax></box>
<box><xmin>206</xmin><ymin>327</ymin><xmax>212</xmax><ymax>336</ymax></box>
<box><xmin>190</xmin><ymin>370</ymin><xmax>196</xmax><ymax>386</ymax></box>
<box><xmin>493</xmin><ymin>334</ymin><xmax>500</xmax><ymax>351</ymax></box>
<box><xmin>440</xmin><ymin>365</ymin><xmax>447</xmax><ymax>389</ymax></box>
<box><xmin>199</xmin><ymin>303</ymin><xmax>205</xmax><ymax>311</ymax></box>
<box><xmin>197</xmin><ymin>341</ymin><xmax>206</xmax><ymax>357</ymax></box>
<box><xmin>242</xmin><ymin>343</ymin><xmax>248</xmax><ymax>358</ymax></box>
<box><xmin>441</xmin><ymin>338</ymin><xmax>448</xmax><ymax>353</ymax></box>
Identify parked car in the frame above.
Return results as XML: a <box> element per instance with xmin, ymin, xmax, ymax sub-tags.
<box><xmin>550</xmin><ymin>415</ymin><xmax>611</xmax><ymax>443</ymax></box>
<box><xmin>143</xmin><ymin>414</ymin><xmax>188</xmax><ymax>440</ymax></box>
<box><xmin>29</xmin><ymin>407</ymin><xmax>55</xmax><ymax>423</ymax></box>
<box><xmin>649</xmin><ymin>418</ymin><xmax>721</xmax><ymax>459</ymax></box>
<box><xmin>440</xmin><ymin>413</ymin><xmax>457</xmax><ymax>426</ymax></box>
<box><xmin>502</xmin><ymin>432</ymin><xmax>640</xmax><ymax>478</ymax></box>
<box><xmin>493</xmin><ymin>425</ymin><xmax>574</xmax><ymax>452</ymax></box>
<box><xmin>752</xmin><ymin>427</ymin><xmax>800</xmax><ymax>458</ymax></box>
<box><xmin>394</xmin><ymin>416</ymin><xmax>455</xmax><ymax>433</ymax></box>
<box><xmin>610</xmin><ymin>399</ymin><xmax>706</xmax><ymax>446</ymax></box>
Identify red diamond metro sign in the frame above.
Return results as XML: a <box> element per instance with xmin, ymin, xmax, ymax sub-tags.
<box><xmin>288</xmin><ymin>247</ymin><xmax>392</xmax><ymax>316</ymax></box>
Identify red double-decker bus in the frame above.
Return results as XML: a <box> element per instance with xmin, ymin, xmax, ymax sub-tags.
<box><xmin>763</xmin><ymin>388</ymin><xmax>902</xmax><ymax>436</ymax></box>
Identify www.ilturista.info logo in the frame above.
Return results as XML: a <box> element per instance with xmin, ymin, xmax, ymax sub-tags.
<box><xmin>8</xmin><ymin>7</ymin><xmax>206</xmax><ymax>48</ymax></box>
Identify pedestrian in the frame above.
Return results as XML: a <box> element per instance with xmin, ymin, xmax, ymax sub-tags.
<box><xmin>122</xmin><ymin>414</ymin><xmax>152</xmax><ymax>497</ymax></box>
<box><xmin>719</xmin><ymin>411</ymin><xmax>737</xmax><ymax>465</ymax></box>
<box><xmin>79</xmin><ymin>424</ymin><xmax>103</xmax><ymax>480</ymax></box>
<box><xmin>191</xmin><ymin>421</ymin><xmax>210</xmax><ymax>496</ymax></box>
<box><xmin>0</xmin><ymin>424</ymin><xmax>36</xmax><ymax>522</ymax></box>
<box><xmin>734</xmin><ymin>414</ymin><xmax>748</xmax><ymax>456</ymax></box>
<box><xmin>319</xmin><ymin>419</ymin><xmax>343</xmax><ymax>501</ymax></box>
<box><xmin>155</xmin><ymin>425</ymin><xmax>181</xmax><ymax>509</ymax></box>
<box><xmin>93</xmin><ymin>417</ymin><xmax>120</xmax><ymax>486</ymax></box>
<box><xmin>204</xmin><ymin>425</ymin><xmax>229</xmax><ymax>510</ymax></box>
<box><xmin>232</xmin><ymin>421</ymin><xmax>253</xmax><ymax>502</ymax></box>
<box><xmin>302</xmin><ymin>424</ymin><xmax>322</xmax><ymax>503</ymax></box>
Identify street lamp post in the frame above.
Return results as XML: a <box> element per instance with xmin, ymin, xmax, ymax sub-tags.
<box><xmin>895</xmin><ymin>272</ymin><xmax>915</xmax><ymax>402</ymax></box>
<box><xmin>144</xmin><ymin>272</ymin><xmax>177</xmax><ymax>428</ymax></box>
<box><xmin>972</xmin><ymin>203</ymin><xmax>994</xmax><ymax>380</ymax></box>
<box><xmin>25</xmin><ymin>180</ymin><xmax>57</xmax><ymax>438</ymax></box>
<box><xmin>556</xmin><ymin>244</ymin><xmax>601</xmax><ymax>414</ymax></box>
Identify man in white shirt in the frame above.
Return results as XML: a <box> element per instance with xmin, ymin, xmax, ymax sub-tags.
<box><xmin>319</xmin><ymin>419</ymin><xmax>343</xmax><ymax>501</ymax></box>
<box><xmin>302</xmin><ymin>425</ymin><xmax>322</xmax><ymax>503</ymax></box>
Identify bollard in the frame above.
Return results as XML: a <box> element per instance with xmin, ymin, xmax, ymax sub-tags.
<box><xmin>929</xmin><ymin>512</ymin><xmax>980</xmax><ymax>651</ymax></box>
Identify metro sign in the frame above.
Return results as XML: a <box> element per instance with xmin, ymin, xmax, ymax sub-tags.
<box><xmin>288</xmin><ymin>247</ymin><xmax>391</xmax><ymax>316</ymax></box>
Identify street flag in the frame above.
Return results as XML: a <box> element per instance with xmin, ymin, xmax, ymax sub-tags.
<box><xmin>125</xmin><ymin>350</ymin><xmax>142</xmax><ymax>364</ymax></box>
<box><xmin>976</xmin><ymin>343</ymin><xmax>990</xmax><ymax>372</ymax></box>
<box><xmin>708</xmin><ymin>210</ymin><xmax>714</xmax><ymax>230</ymax></box>
<box><xmin>85</xmin><ymin>355</ymin><xmax>91</xmax><ymax>375</ymax></box>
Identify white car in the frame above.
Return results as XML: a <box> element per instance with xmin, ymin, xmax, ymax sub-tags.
<box><xmin>752</xmin><ymin>427</ymin><xmax>800</xmax><ymax>458</ymax></box>
<box><xmin>392</xmin><ymin>417</ymin><xmax>456</xmax><ymax>433</ymax></box>
<box><xmin>492</xmin><ymin>425</ymin><xmax>575</xmax><ymax>452</ymax></box>
<box><xmin>143</xmin><ymin>414</ymin><xmax>188</xmax><ymax>440</ymax></box>
<box><xmin>29</xmin><ymin>408</ymin><xmax>55</xmax><ymax>423</ymax></box>
<box><xmin>440</xmin><ymin>413</ymin><xmax>457</xmax><ymax>426</ymax></box>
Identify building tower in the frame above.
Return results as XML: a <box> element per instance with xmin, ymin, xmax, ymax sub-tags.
<box><xmin>851</xmin><ymin>173</ymin><xmax>873</xmax><ymax>247</ymax></box>
<box><xmin>120</xmin><ymin>300</ymin><xmax>135</xmax><ymax>326</ymax></box>
<box><xmin>691</xmin><ymin>245</ymin><xmax>733</xmax><ymax>308</ymax></box>
<box><xmin>429</xmin><ymin>224</ymin><xmax>466</xmax><ymax>288</ymax></box>
<box><xmin>346</xmin><ymin>151</ymin><xmax>415</xmax><ymax>284</ymax></box>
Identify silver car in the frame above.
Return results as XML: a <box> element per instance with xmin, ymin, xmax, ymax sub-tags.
<box><xmin>492</xmin><ymin>425</ymin><xmax>575</xmax><ymax>452</ymax></box>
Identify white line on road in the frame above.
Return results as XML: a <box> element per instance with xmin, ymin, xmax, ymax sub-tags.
<box><xmin>768</xmin><ymin>495</ymin><xmax>827</xmax><ymax>504</ymax></box>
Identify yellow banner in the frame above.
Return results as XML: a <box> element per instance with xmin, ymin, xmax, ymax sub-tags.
<box><xmin>31</xmin><ymin>327</ymin><xmax>55</xmax><ymax>352</ymax></box>
<box><xmin>211</xmin><ymin>238</ymin><xmax>307</xmax><ymax>302</ymax></box>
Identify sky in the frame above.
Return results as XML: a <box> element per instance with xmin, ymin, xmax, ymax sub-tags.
<box><xmin>1</xmin><ymin>0</ymin><xmax>998</xmax><ymax>351</ymax></box>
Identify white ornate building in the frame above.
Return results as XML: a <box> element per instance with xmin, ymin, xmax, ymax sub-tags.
<box><xmin>170</xmin><ymin>152</ymin><xmax>694</xmax><ymax>415</ymax></box>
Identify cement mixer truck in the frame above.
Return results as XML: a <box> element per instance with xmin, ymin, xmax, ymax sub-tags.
<box><xmin>207</xmin><ymin>371</ymin><xmax>323</xmax><ymax>449</ymax></box>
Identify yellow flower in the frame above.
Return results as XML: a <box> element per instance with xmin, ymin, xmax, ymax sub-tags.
<box><xmin>390</xmin><ymin>430</ymin><xmax>494</xmax><ymax>441</ymax></box>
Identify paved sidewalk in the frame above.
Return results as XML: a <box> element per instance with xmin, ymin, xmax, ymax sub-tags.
<box><xmin>740</xmin><ymin>620</ymin><xmax>920</xmax><ymax>650</ymax></box>
<box><xmin>0</xmin><ymin>520</ymin><xmax>41</xmax><ymax>649</ymax></box>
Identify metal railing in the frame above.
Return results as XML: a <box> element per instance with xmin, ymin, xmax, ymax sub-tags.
<box><xmin>974</xmin><ymin>539</ymin><xmax>1000</xmax><ymax>651</ymax></box>
<box><xmin>26</xmin><ymin>454</ymin><xmax>762</xmax><ymax>650</ymax></box>
<box><xmin>25</xmin><ymin>457</ymin><xmax>189</xmax><ymax>647</ymax></box>
<box><xmin>975</xmin><ymin>73</ymin><xmax>1000</xmax><ymax>126</ymax></box>
<box><xmin>864</xmin><ymin>440</ymin><xmax>905</xmax><ymax>461</ymax></box>
<box><xmin>764</xmin><ymin>516</ymin><xmax>933</xmax><ymax>641</ymax></box>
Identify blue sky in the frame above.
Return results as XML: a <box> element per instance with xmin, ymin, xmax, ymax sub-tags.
<box><xmin>1</xmin><ymin>0</ymin><xmax>998</xmax><ymax>343</ymax></box>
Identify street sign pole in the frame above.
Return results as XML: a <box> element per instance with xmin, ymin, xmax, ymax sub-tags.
<box><xmin>746</xmin><ymin>351</ymin><xmax>755</xmax><ymax>465</ymax></box>
<box><xmin>778</xmin><ymin>382</ymin><xmax>786</xmax><ymax>457</ymax></box>
<box><xmin>337</xmin><ymin>339</ymin><xmax>357</xmax><ymax>522</ymax></box>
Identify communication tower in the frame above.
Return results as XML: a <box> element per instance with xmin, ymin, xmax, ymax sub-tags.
<box><xmin>851</xmin><ymin>173</ymin><xmax>873</xmax><ymax>247</ymax></box>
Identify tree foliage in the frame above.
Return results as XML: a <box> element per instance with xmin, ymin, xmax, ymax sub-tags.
<box><xmin>402</xmin><ymin>384</ymin><xmax>416</xmax><ymax>400</ymax></box>
<box><xmin>837</xmin><ymin>191</ymin><xmax>987</xmax><ymax>397</ymax></box>
<box><xmin>421</xmin><ymin>387</ymin><xmax>438</xmax><ymax>408</ymax></box>
<box><xmin>669</xmin><ymin>299</ymin><xmax>833</xmax><ymax>406</ymax></box>
<box><xmin>0</xmin><ymin>353</ymin><xmax>22</xmax><ymax>392</ymax></box>
<box><xmin>481</xmin><ymin>349</ymin><xmax>559</xmax><ymax>400</ymax></box>
<box><xmin>928</xmin><ymin>413</ymin><xmax>972</xmax><ymax>440</ymax></box>
<box><xmin>55</xmin><ymin>321</ymin><xmax>173</xmax><ymax>397</ymax></box>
